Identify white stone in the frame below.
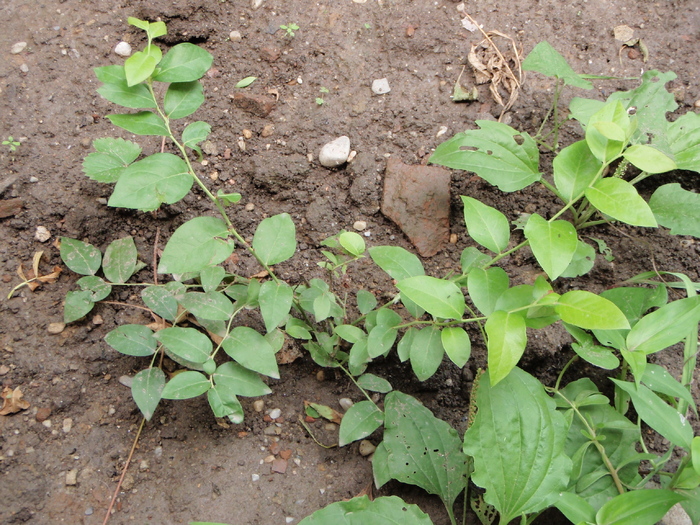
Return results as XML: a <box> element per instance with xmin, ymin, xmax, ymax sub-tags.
<box><xmin>251</xmin><ymin>473</ymin><xmax>260</xmax><ymax>481</ymax></box>
<box><xmin>353</xmin><ymin>221</ymin><xmax>367</xmax><ymax>231</ymax></box>
<box><xmin>11</xmin><ymin>42</ymin><xmax>27</xmax><ymax>54</ymax></box>
<box><xmin>253</xmin><ymin>400</ymin><xmax>265</xmax><ymax>412</ymax></box>
<box><xmin>371</xmin><ymin>78</ymin><xmax>391</xmax><ymax>95</ymax></box>
<box><xmin>66</xmin><ymin>469</ymin><xmax>78</xmax><ymax>486</ymax></box>
<box><xmin>114</xmin><ymin>41</ymin><xmax>132</xmax><ymax>57</ymax></box>
<box><xmin>359</xmin><ymin>440</ymin><xmax>376</xmax><ymax>456</ymax></box>
<box><xmin>35</xmin><ymin>226</ymin><xmax>51</xmax><ymax>242</ymax></box>
<box><xmin>319</xmin><ymin>136</ymin><xmax>351</xmax><ymax>167</ymax></box>
<box><xmin>229</xmin><ymin>31</ymin><xmax>243</xmax><ymax>42</ymax></box>
<box><xmin>19</xmin><ymin>64</ymin><xmax>28</xmax><ymax>73</ymax></box>
<box><xmin>339</xmin><ymin>398</ymin><xmax>354</xmax><ymax>411</ymax></box>
<box><xmin>62</xmin><ymin>418</ymin><xmax>73</xmax><ymax>433</ymax></box>
<box><xmin>251</xmin><ymin>0</ymin><xmax>263</xmax><ymax>9</ymax></box>
<box><xmin>269</xmin><ymin>408</ymin><xmax>282</xmax><ymax>419</ymax></box>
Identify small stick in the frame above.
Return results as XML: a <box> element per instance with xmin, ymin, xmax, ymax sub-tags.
<box><xmin>153</xmin><ymin>226</ymin><xmax>160</xmax><ymax>286</ymax></box>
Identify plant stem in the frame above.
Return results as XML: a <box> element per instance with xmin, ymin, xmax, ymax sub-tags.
<box><xmin>486</xmin><ymin>240</ymin><xmax>529</xmax><ymax>268</ymax></box>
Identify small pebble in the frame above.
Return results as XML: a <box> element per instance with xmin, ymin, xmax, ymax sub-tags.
<box><xmin>92</xmin><ymin>315</ymin><xmax>103</xmax><ymax>325</ymax></box>
<box><xmin>253</xmin><ymin>399</ymin><xmax>265</xmax><ymax>412</ymax></box>
<box><xmin>694</xmin><ymin>99</ymin><xmax>700</xmax><ymax>108</ymax></box>
<box><xmin>139</xmin><ymin>460</ymin><xmax>149</xmax><ymax>471</ymax></box>
<box><xmin>436</xmin><ymin>126</ymin><xmax>448</xmax><ymax>138</ymax></box>
<box><xmin>66</xmin><ymin>469</ymin><xmax>78</xmax><ymax>486</ymax></box>
<box><xmin>47</xmin><ymin>322</ymin><xmax>65</xmax><ymax>335</ymax></box>
<box><xmin>19</xmin><ymin>64</ymin><xmax>29</xmax><ymax>73</ymax></box>
<box><xmin>353</xmin><ymin>221</ymin><xmax>367</xmax><ymax>231</ymax></box>
<box><xmin>29</xmin><ymin>176</ymin><xmax>39</xmax><ymax>183</ymax></box>
<box><xmin>359</xmin><ymin>440</ymin><xmax>376</xmax><ymax>456</ymax></box>
<box><xmin>245</xmin><ymin>202</ymin><xmax>255</xmax><ymax>212</ymax></box>
<box><xmin>85</xmin><ymin>507</ymin><xmax>94</xmax><ymax>516</ymax></box>
<box><xmin>251</xmin><ymin>0</ymin><xmax>263</xmax><ymax>9</ymax></box>
<box><xmin>285</xmin><ymin>517</ymin><xmax>294</xmax><ymax>524</ymax></box>
<box><xmin>11</xmin><ymin>42</ymin><xmax>27</xmax><ymax>54</ymax></box>
<box><xmin>319</xmin><ymin>136</ymin><xmax>351</xmax><ymax>168</ymax></box>
<box><xmin>35</xmin><ymin>407</ymin><xmax>51</xmax><ymax>422</ymax></box>
<box><xmin>97</xmin><ymin>198</ymin><xmax>107</xmax><ymax>205</ymax></box>
<box><xmin>323</xmin><ymin>423</ymin><xmax>336</xmax><ymax>431</ymax></box>
<box><xmin>261</xmin><ymin>124</ymin><xmax>274</xmax><ymax>137</ymax></box>
<box><xmin>371</xmin><ymin>78</ymin><xmax>391</xmax><ymax>95</ymax></box>
<box><xmin>42</xmin><ymin>420</ymin><xmax>52</xmax><ymax>428</ymax></box>
<box><xmin>264</xmin><ymin>425</ymin><xmax>281</xmax><ymax>436</ymax></box>
<box><xmin>230</xmin><ymin>30</ymin><xmax>243</xmax><ymax>42</ymax></box>
<box><xmin>264</xmin><ymin>454</ymin><xmax>276</xmax><ymax>463</ymax></box>
<box><xmin>114</xmin><ymin>41</ymin><xmax>132</xmax><ymax>57</ymax></box>
<box><xmin>237</xmin><ymin>137</ymin><xmax>246</xmax><ymax>151</ymax></box>
<box><xmin>251</xmin><ymin>473</ymin><xmax>260</xmax><ymax>482</ymax></box>
<box><xmin>154</xmin><ymin>446</ymin><xmax>163</xmax><ymax>459</ymax></box>
<box><xmin>35</xmin><ymin>226</ymin><xmax>51</xmax><ymax>242</ymax></box>
<box><xmin>62</xmin><ymin>418</ymin><xmax>73</xmax><ymax>433</ymax></box>
<box><xmin>316</xmin><ymin>370</ymin><xmax>325</xmax><ymax>381</ymax></box>
<box><xmin>118</xmin><ymin>375</ymin><xmax>133</xmax><ymax>388</ymax></box>
<box><xmin>269</xmin><ymin>408</ymin><xmax>282</xmax><ymax>419</ymax></box>
<box><xmin>339</xmin><ymin>398</ymin><xmax>354</xmax><ymax>411</ymax></box>
<box><xmin>242</xmin><ymin>129</ymin><xmax>253</xmax><ymax>139</ymax></box>
<box><xmin>449</xmin><ymin>233</ymin><xmax>458</xmax><ymax>244</ymax></box>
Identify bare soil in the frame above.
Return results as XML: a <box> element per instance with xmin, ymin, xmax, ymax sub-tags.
<box><xmin>1</xmin><ymin>0</ymin><xmax>699</xmax><ymax>524</ymax></box>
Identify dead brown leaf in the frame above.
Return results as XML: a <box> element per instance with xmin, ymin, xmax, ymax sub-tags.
<box><xmin>0</xmin><ymin>386</ymin><xmax>31</xmax><ymax>415</ymax></box>
<box><xmin>9</xmin><ymin>252</ymin><xmax>62</xmax><ymax>298</ymax></box>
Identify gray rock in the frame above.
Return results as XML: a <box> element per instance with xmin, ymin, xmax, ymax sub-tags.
<box><xmin>319</xmin><ymin>136</ymin><xmax>351</xmax><ymax>167</ymax></box>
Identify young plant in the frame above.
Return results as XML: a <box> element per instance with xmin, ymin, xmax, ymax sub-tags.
<box><xmin>280</xmin><ymin>22</ymin><xmax>299</xmax><ymax>38</ymax></box>
<box><xmin>316</xmin><ymin>86</ymin><xmax>329</xmax><ymax>105</ymax></box>
<box><xmin>2</xmin><ymin>136</ymin><xmax>20</xmax><ymax>152</ymax></box>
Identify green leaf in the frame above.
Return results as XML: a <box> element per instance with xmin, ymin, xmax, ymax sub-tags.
<box><xmin>356</xmin><ymin>290</ymin><xmax>377</xmax><ymax>315</ymax></box>
<box><xmin>338</xmin><ymin>231</ymin><xmax>365</xmax><ymax>257</ymax></box>
<box><xmin>213</xmin><ymin>361</ymin><xmax>272</xmax><ymax>397</ymax></box>
<box><xmin>693</xmin><ymin>437</ymin><xmax>700</xmax><ymax>477</ymax></box>
<box><xmin>430</xmin><ymin>120</ymin><xmax>541</xmax><ymax>192</ymax></box>
<box><xmin>460</xmin><ymin>247</ymin><xmax>490</xmax><ymax>274</ymax></box>
<box><xmin>164</xmin><ymin>81</ymin><xmax>204</xmax><ymax>119</ymax></box>
<box><xmin>396</xmin><ymin>276</ymin><xmax>465</xmax><ymax>319</ymax></box>
<box><xmin>105</xmin><ymin>325</ymin><xmax>156</xmax><ymax>356</ymax></box>
<box><xmin>82</xmin><ymin>137</ymin><xmax>142</xmax><ymax>183</ymax></box>
<box><xmin>553</xmin><ymin>140</ymin><xmax>602</xmax><ymax>203</ymax></box>
<box><xmin>222</xmin><ymin>327</ymin><xmax>279</xmax><ymax>379</ymax></box>
<box><xmin>259</xmin><ymin>281</ymin><xmax>293</xmax><ymax>333</ymax></box>
<box><xmin>626</xmin><ymin>296</ymin><xmax>700</xmax><ymax>354</ymax></box>
<box><xmin>595</xmin><ymin>489</ymin><xmax>683</xmax><ymax>525</ymax></box>
<box><xmin>235</xmin><ymin>76</ymin><xmax>257</xmax><ymax>88</ymax></box>
<box><xmin>158</xmin><ymin>217</ymin><xmax>234</xmax><ymax>274</ymax></box>
<box><xmin>178</xmin><ymin>291</ymin><xmax>233</xmax><ymax>321</ymax></box>
<box><xmin>141</xmin><ymin>284</ymin><xmax>181</xmax><ymax>321</ymax></box>
<box><xmin>485</xmin><ymin>310</ymin><xmax>527</xmax><ymax>386</ymax></box>
<box><xmin>107</xmin><ymin>111</ymin><xmax>169</xmax><ymax>136</ymax></box>
<box><xmin>383</xmin><ymin>391</ymin><xmax>470</xmax><ymax>512</ymax></box>
<box><xmin>397</xmin><ymin>328</ymin><xmax>416</xmax><ymax>363</ymax></box>
<box><xmin>334</xmin><ymin>324</ymin><xmax>366</xmax><ymax>344</ymax></box>
<box><xmin>109</xmin><ymin>153</ymin><xmax>192</xmax><ymax>211</ymax></box>
<box><xmin>409</xmin><ymin>326</ymin><xmax>445</xmax><ymax>381</ymax></box>
<box><xmin>64</xmin><ymin>290</ymin><xmax>95</xmax><ymax>323</ymax></box>
<box><xmin>556</xmin><ymin>291</ymin><xmax>630</xmax><ymax>330</ymax></box>
<box><xmin>338</xmin><ymin>401</ymin><xmax>384</xmax><ymax>446</ymax></box>
<box><xmin>76</xmin><ymin>276</ymin><xmax>112</xmax><ymax>301</ymax></box>
<box><xmin>102</xmin><ymin>236</ymin><xmax>139</xmax><ymax>283</ymax></box>
<box><xmin>348</xmin><ymin>340</ymin><xmax>370</xmax><ymax>376</ymax></box>
<box><xmin>554</xmin><ymin>492</ymin><xmax>596</xmax><ymax>525</ymax></box>
<box><xmin>460</xmin><ymin>196</ymin><xmax>510</xmax><ymax>253</ymax></box>
<box><xmin>153</xmin><ymin>43</ymin><xmax>213</xmax><ymax>83</ymax></box>
<box><xmin>124</xmin><ymin>50</ymin><xmax>157</xmax><ymax>86</ymax></box>
<box><xmin>199</xmin><ymin>266</ymin><xmax>225</xmax><ymax>293</ymax></box>
<box><xmin>161</xmin><ymin>371</ymin><xmax>211</xmax><ymax>400</ymax></box>
<box><xmin>464</xmin><ymin>368</ymin><xmax>571</xmax><ymax>524</ymax></box>
<box><xmin>60</xmin><ymin>237</ymin><xmax>102</xmax><ymax>276</ymax></box>
<box><xmin>623</xmin><ymin>144</ymin><xmax>677</xmax><ymax>174</ymax></box>
<box><xmin>367</xmin><ymin>309</ymin><xmax>401</xmax><ymax>358</ymax></box>
<box><xmin>641</xmin><ymin>363</ymin><xmax>696</xmax><ymax>410</ymax></box>
<box><xmin>440</xmin><ymin>326</ymin><xmax>471</xmax><ymax>368</ymax></box>
<box><xmin>131</xmin><ymin>368</ymin><xmax>165</xmax><ymax>421</ymax></box>
<box><xmin>565</xmin><ymin>324</ymin><xmax>620</xmax><ymax>369</ymax></box>
<box><xmin>560</xmin><ymin>240</ymin><xmax>596</xmax><ymax>278</ymax></box>
<box><xmin>94</xmin><ymin>65</ymin><xmax>157</xmax><ymax>109</ymax></box>
<box><xmin>668</xmin><ymin>111</ymin><xmax>700</xmax><ymax>171</ymax></box>
<box><xmin>252</xmin><ymin>213</ymin><xmax>296</xmax><ymax>265</ymax></box>
<box><xmin>612</xmin><ymin>380</ymin><xmax>693</xmax><ymax>450</ymax></box>
<box><xmin>207</xmin><ymin>384</ymin><xmax>244</xmax><ymax>422</ymax></box>
<box><xmin>524</xmin><ymin>214</ymin><xmax>578</xmax><ymax>280</ymax></box>
<box><xmin>369</xmin><ymin>245</ymin><xmax>425</xmax><ymax>280</ymax></box>
<box><xmin>584</xmin><ymin>102</ymin><xmax>629</xmax><ymax>163</ymax></box>
<box><xmin>298</xmin><ymin>495</ymin><xmax>433</xmax><ymax>525</ymax></box>
<box><xmin>649</xmin><ymin>183</ymin><xmax>700</xmax><ymax>237</ymax></box>
<box><xmin>285</xmin><ymin>317</ymin><xmax>311</xmax><ymax>340</ymax></box>
<box><xmin>356</xmin><ymin>373</ymin><xmax>392</xmax><ymax>393</ymax></box>
<box><xmin>467</xmin><ymin>267</ymin><xmax>509</xmax><ymax>316</ymax></box>
<box><xmin>155</xmin><ymin>327</ymin><xmax>212</xmax><ymax>364</ymax></box>
<box><xmin>585</xmin><ymin>178</ymin><xmax>657</xmax><ymax>227</ymax></box>
<box><xmin>182</xmin><ymin>121</ymin><xmax>211</xmax><ymax>157</ymax></box>
<box><xmin>522</xmin><ymin>41</ymin><xmax>593</xmax><ymax>89</ymax></box>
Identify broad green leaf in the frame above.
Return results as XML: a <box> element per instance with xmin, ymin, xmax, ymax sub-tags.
<box><xmin>430</xmin><ymin>120</ymin><xmax>541</xmax><ymax>192</ymax></box>
<box><xmin>182</xmin><ymin>121</ymin><xmax>211</xmax><ymax>157</ymax></box>
<box><xmin>668</xmin><ymin>111</ymin><xmax>700</xmax><ymax>171</ymax></box>
<box><xmin>285</xmin><ymin>317</ymin><xmax>311</xmax><ymax>340</ymax></box>
<box><xmin>107</xmin><ymin>111</ymin><xmax>169</xmax><ymax>136</ymax></box>
<box><xmin>623</xmin><ymin>144</ymin><xmax>677</xmax><ymax>174</ymax></box>
<box><xmin>641</xmin><ymin>363</ymin><xmax>695</xmax><ymax>410</ymax></box>
<box><xmin>626</xmin><ymin>296</ymin><xmax>700</xmax><ymax>354</ymax></box>
<box><xmin>384</xmin><ymin>391</ymin><xmax>470</xmax><ymax>512</ymax></box>
<box><xmin>649</xmin><ymin>183</ymin><xmax>700</xmax><ymax>237</ymax></box>
<box><xmin>612</xmin><ymin>380</ymin><xmax>693</xmax><ymax>450</ymax></box>
<box><xmin>108</xmin><ymin>153</ymin><xmax>192</xmax><ymax>211</ymax></box>
<box><xmin>467</xmin><ymin>267</ymin><xmax>509</xmax><ymax>316</ymax></box>
<box><xmin>213</xmin><ymin>361</ymin><xmax>271</xmax><ymax>397</ymax></box>
<box><xmin>585</xmin><ymin>178</ymin><xmax>657</xmax><ymax>227</ymax></box>
<box><xmin>94</xmin><ymin>65</ymin><xmax>157</xmax><ymax>109</ymax></box>
<box><xmin>127</xmin><ymin>17</ymin><xmax>167</xmax><ymax>40</ymax></box>
<box><xmin>259</xmin><ymin>281</ymin><xmax>293</xmax><ymax>333</ymax></box>
<box><xmin>694</xmin><ymin>437</ymin><xmax>700</xmax><ymax>477</ymax></box>
<box><xmin>161</xmin><ymin>371</ymin><xmax>211</xmax><ymax>400</ymax></box>
<box><xmin>252</xmin><ymin>213</ymin><xmax>296</xmax><ymax>265</ymax></box>
<box><xmin>298</xmin><ymin>495</ymin><xmax>433</xmax><ymax>525</ymax></box>
<box><xmin>76</xmin><ymin>276</ymin><xmax>112</xmax><ymax>302</ymax></box>
<box><xmin>460</xmin><ymin>246</ymin><xmax>490</xmax><ymax>274</ymax></box>
<box><xmin>64</xmin><ymin>290</ymin><xmax>95</xmax><ymax>323</ymax></box>
<box><xmin>554</xmin><ymin>492</ymin><xmax>596</xmax><ymax>525</ymax></box>
<box><xmin>102</xmin><ymin>236</ymin><xmax>139</xmax><ymax>283</ymax></box>
<box><xmin>163</xmin><ymin>81</ymin><xmax>204</xmax><ymax>119</ymax></box>
<box><xmin>584</xmin><ymin>101</ymin><xmax>629</xmax><ymax>163</ymax></box>
<box><xmin>369</xmin><ymin>246</ymin><xmax>425</xmax><ymax>280</ymax></box>
<box><xmin>356</xmin><ymin>373</ymin><xmax>392</xmax><ymax>393</ymax></box>
<box><xmin>595</xmin><ymin>489</ymin><xmax>683</xmax><ymax>525</ymax></box>
<box><xmin>485</xmin><ymin>310</ymin><xmax>527</xmax><ymax>386</ymax></box>
<box><xmin>524</xmin><ymin>214</ymin><xmax>578</xmax><ymax>280</ymax></box>
<box><xmin>178</xmin><ymin>291</ymin><xmax>233</xmax><ymax>321</ymax></box>
<box><xmin>82</xmin><ymin>137</ymin><xmax>142</xmax><ymax>183</ymax></box>
<box><xmin>556</xmin><ymin>291</ymin><xmax>630</xmax><ymax>330</ymax></box>
<box><xmin>397</xmin><ymin>276</ymin><xmax>465</xmax><ymax>319</ymax></box>
<box><xmin>338</xmin><ymin>401</ymin><xmax>384</xmax><ymax>446</ymax></box>
<box><xmin>235</xmin><ymin>76</ymin><xmax>257</xmax><ymax>88</ymax></box>
<box><xmin>158</xmin><ymin>217</ymin><xmax>235</xmax><ymax>274</ymax></box>
<box><xmin>155</xmin><ymin>327</ymin><xmax>212</xmax><ymax>364</ymax></box>
<box><xmin>397</xmin><ymin>327</ymin><xmax>416</xmax><ymax>363</ymax></box>
<box><xmin>124</xmin><ymin>50</ymin><xmax>157</xmax><ymax>86</ymax></box>
<box><xmin>600</xmin><ymin>285</ymin><xmax>668</xmax><ymax>325</ymax></box>
<box><xmin>348</xmin><ymin>340</ymin><xmax>370</xmax><ymax>376</ymax></box>
<box><xmin>153</xmin><ymin>43</ymin><xmax>213</xmax><ymax>82</ymax></box>
<box><xmin>553</xmin><ymin>140</ymin><xmax>602</xmax><ymax>202</ymax></box>
<box><xmin>522</xmin><ymin>41</ymin><xmax>593</xmax><ymax>89</ymax></box>
<box><xmin>338</xmin><ymin>231</ymin><xmax>365</xmax><ymax>257</ymax></box>
<box><xmin>356</xmin><ymin>290</ymin><xmax>377</xmax><ymax>315</ymax></box>
<box><xmin>105</xmin><ymin>324</ymin><xmax>156</xmax><ymax>356</ymax></box>
<box><xmin>407</xmin><ymin>326</ymin><xmax>444</xmax><ymax>381</ymax></box>
<box><xmin>460</xmin><ymin>196</ymin><xmax>510</xmax><ymax>253</ymax></box>
<box><xmin>60</xmin><ymin>237</ymin><xmax>101</xmax><ymax>276</ymax></box>
<box><xmin>222</xmin><ymin>326</ymin><xmax>279</xmax><ymax>379</ymax></box>
<box><xmin>367</xmin><ymin>309</ymin><xmax>401</xmax><ymax>359</ymax></box>
<box><xmin>334</xmin><ymin>324</ymin><xmax>366</xmax><ymax>344</ymax></box>
<box><xmin>207</xmin><ymin>384</ymin><xmax>243</xmax><ymax>422</ymax></box>
<box><xmin>131</xmin><ymin>368</ymin><xmax>165</xmax><ymax>421</ymax></box>
<box><xmin>565</xmin><ymin>324</ymin><xmax>620</xmax><ymax>369</ymax></box>
<box><xmin>141</xmin><ymin>284</ymin><xmax>180</xmax><ymax>321</ymax></box>
<box><xmin>560</xmin><ymin>240</ymin><xmax>596</xmax><ymax>278</ymax></box>
<box><xmin>570</xmin><ymin>97</ymin><xmax>605</xmax><ymax>130</ymax></box>
<box><xmin>200</xmin><ymin>265</ymin><xmax>225</xmax><ymax>293</ymax></box>
<box><xmin>440</xmin><ymin>326</ymin><xmax>471</xmax><ymax>368</ymax></box>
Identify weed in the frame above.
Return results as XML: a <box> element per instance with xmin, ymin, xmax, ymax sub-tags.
<box><xmin>2</xmin><ymin>136</ymin><xmax>20</xmax><ymax>152</ymax></box>
<box><xmin>280</xmin><ymin>22</ymin><xmax>299</xmax><ymax>38</ymax></box>
<box><xmin>316</xmin><ymin>86</ymin><xmax>330</xmax><ymax>105</ymax></box>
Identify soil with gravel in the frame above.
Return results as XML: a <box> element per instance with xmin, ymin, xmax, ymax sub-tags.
<box><xmin>1</xmin><ymin>0</ymin><xmax>699</xmax><ymax>524</ymax></box>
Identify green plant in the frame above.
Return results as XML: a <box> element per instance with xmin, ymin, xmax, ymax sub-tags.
<box><xmin>316</xmin><ymin>86</ymin><xmax>330</xmax><ymax>105</ymax></box>
<box><xmin>2</xmin><ymin>136</ymin><xmax>20</xmax><ymax>152</ymax></box>
<box><xmin>280</xmin><ymin>22</ymin><xmax>299</xmax><ymax>38</ymax></box>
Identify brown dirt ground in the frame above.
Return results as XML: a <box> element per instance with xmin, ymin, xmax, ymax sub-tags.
<box><xmin>1</xmin><ymin>0</ymin><xmax>699</xmax><ymax>523</ymax></box>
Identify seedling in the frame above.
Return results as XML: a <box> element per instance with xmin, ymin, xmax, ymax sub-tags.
<box><xmin>316</xmin><ymin>86</ymin><xmax>329</xmax><ymax>105</ymax></box>
<box><xmin>2</xmin><ymin>136</ymin><xmax>20</xmax><ymax>152</ymax></box>
<box><xmin>280</xmin><ymin>22</ymin><xmax>299</xmax><ymax>38</ymax></box>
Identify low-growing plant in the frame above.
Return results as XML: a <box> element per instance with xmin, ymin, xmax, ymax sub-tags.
<box><xmin>54</xmin><ymin>22</ymin><xmax>700</xmax><ymax>524</ymax></box>
<box><xmin>280</xmin><ymin>22</ymin><xmax>299</xmax><ymax>38</ymax></box>
<box><xmin>315</xmin><ymin>86</ymin><xmax>329</xmax><ymax>105</ymax></box>
<box><xmin>2</xmin><ymin>136</ymin><xmax>20</xmax><ymax>152</ymax></box>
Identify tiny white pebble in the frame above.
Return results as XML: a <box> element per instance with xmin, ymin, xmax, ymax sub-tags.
<box><xmin>353</xmin><ymin>221</ymin><xmax>367</xmax><ymax>231</ymax></box>
<box><xmin>286</xmin><ymin>518</ymin><xmax>294</xmax><ymax>524</ymax></box>
<box><xmin>114</xmin><ymin>41</ymin><xmax>132</xmax><ymax>57</ymax></box>
<box><xmin>251</xmin><ymin>473</ymin><xmax>260</xmax><ymax>481</ymax></box>
<box><xmin>19</xmin><ymin>64</ymin><xmax>29</xmax><ymax>73</ymax></box>
<box><xmin>269</xmin><ymin>408</ymin><xmax>282</xmax><ymax>419</ymax></box>
<box><xmin>11</xmin><ymin>42</ymin><xmax>27</xmax><ymax>54</ymax></box>
<box><xmin>229</xmin><ymin>30</ymin><xmax>242</xmax><ymax>42</ymax></box>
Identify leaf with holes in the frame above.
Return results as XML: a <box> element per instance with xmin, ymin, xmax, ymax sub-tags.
<box><xmin>299</xmin><ymin>495</ymin><xmax>433</xmax><ymax>525</ymax></box>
